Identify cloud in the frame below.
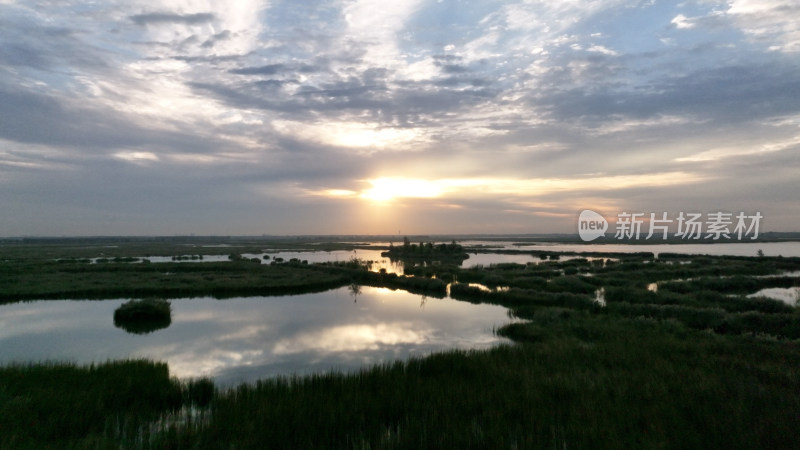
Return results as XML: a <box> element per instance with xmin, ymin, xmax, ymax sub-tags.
<box><xmin>272</xmin><ymin>120</ymin><xmax>429</xmax><ymax>151</ymax></box>
<box><xmin>342</xmin><ymin>0</ymin><xmax>426</xmax><ymax>69</ymax></box>
<box><xmin>675</xmin><ymin>135</ymin><xmax>800</xmax><ymax>162</ymax></box>
<box><xmin>539</xmin><ymin>62</ymin><xmax>800</xmax><ymax>127</ymax></box>
<box><xmin>671</xmin><ymin>14</ymin><xmax>695</xmax><ymax>30</ymax></box>
<box><xmin>1</xmin><ymin>0</ymin><xmax>799</xmax><ymax>235</ymax></box>
<box><xmin>229</xmin><ymin>64</ymin><xmax>286</xmax><ymax>75</ymax></box>
<box><xmin>0</xmin><ymin>13</ymin><xmax>112</xmax><ymax>72</ymax></box>
<box><xmin>316</xmin><ymin>171</ymin><xmax>709</xmax><ymax>204</ymax></box>
<box><xmin>0</xmin><ymin>82</ymin><xmax>233</xmax><ymax>156</ymax></box>
<box><xmin>130</xmin><ymin>12</ymin><xmax>216</xmax><ymax>26</ymax></box>
<box><xmin>201</xmin><ymin>30</ymin><xmax>232</xmax><ymax>48</ymax></box>
<box><xmin>669</xmin><ymin>1</ymin><xmax>800</xmax><ymax>53</ymax></box>
<box><xmin>725</xmin><ymin>0</ymin><xmax>800</xmax><ymax>52</ymax></box>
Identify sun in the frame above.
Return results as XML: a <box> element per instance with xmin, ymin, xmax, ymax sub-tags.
<box><xmin>360</xmin><ymin>177</ymin><xmax>443</xmax><ymax>202</ymax></box>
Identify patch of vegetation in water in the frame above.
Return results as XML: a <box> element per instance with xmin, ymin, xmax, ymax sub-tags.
<box><xmin>381</xmin><ymin>237</ymin><xmax>469</xmax><ymax>265</ymax></box>
<box><xmin>316</xmin><ymin>260</ymin><xmax>449</xmax><ymax>298</ymax></box>
<box><xmin>113</xmin><ymin>298</ymin><xmax>172</xmax><ymax>334</ymax></box>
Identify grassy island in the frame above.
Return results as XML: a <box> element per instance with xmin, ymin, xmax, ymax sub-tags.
<box><xmin>113</xmin><ymin>298</ymin><xmax>172</xmax><ymax>334</ymax></box>
<box><xmin>381</xmin><ymin>237</ymin><xmax>470</xmax><ymax>267</ymax></box>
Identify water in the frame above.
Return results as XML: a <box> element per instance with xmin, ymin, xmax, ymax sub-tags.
<box><xmin>459</xmin><ymin>253</ymin><xmax>615</xmax><ymax>268</ymax></box>
<box><xmin>0</xmin><ymin>287</ymin><xmax>512</xmax><ymax>386</ymax></box>
<box><xmin>261</xmin><ymin>241</ymin><xmax>800</xmax><ymax>270</ymax></box>
<box><xmin>242</xmin><ymin>249</ymin><xmax>404</xmax><ymax>274</ymax></box>
<box><xmin>647</xmin><ymin>271</ymin><xmax>800</xmax><ymax>293</ymax></box>
<box><xmin>747</xmin><ymin>287</ymin><xmax>800</xmax><ymax>306</ymax></box>
<box><xmin>146</xmin><ymin>255</ymin><xmax>230</xmax><ymax>263</ymax></box>
<box><xmin>594</xmin><ymin>288</ymin><xmax>606</xmax><ymax>306</ymax></box>
<box><xmin>459</xmin><ymin>253</ymin><xmax>539</xmax><ymax>267</ymax></box>
<box><xmin>514</xmin><ymin>241</ymin><xmax>800</xmax><ymax>257</ymax></box>
<box><xmin>85</xmin><ymin>241</ymin><xmax>800</xmax><ymax>272</ymax></box>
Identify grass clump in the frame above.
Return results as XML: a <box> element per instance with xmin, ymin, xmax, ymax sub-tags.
<box><xmin>114</xmin><ymin>298</ymin><xmax>172</xmax><ymax>334</ymax></box>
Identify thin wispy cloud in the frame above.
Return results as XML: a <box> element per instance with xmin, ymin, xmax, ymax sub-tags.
<box><xmin>130</xmin><ymin>12</ymin><xmax>216</xmax><ymax>26</ymax></box>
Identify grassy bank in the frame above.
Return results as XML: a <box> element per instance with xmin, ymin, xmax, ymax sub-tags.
<box><xmin>0</xmin><ymin>257</ymin><xmax>452</xmax><ymax>304</ymax></box>
<box><xmin>0</xmin><ymin>260</ymin><xmax>352</xmax><ymax>303</ymax></box>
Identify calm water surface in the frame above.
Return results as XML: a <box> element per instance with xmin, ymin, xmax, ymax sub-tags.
<box><xmin>0</xmin><ymin>287</ymin><xmax>512</xmax><ymax>386</ymax></box>
<box><xmin>243</xmin><ymin>249</ymin><xmax>404</xmax><ymax>274</ymax></box>
<box><xmin>113</xmin><ymin>241</ymin><xmax>800</xmax><ymax>270</ymax></box>
<box><xmin>516</xmin><ymin>241</ymin><xmax>800</xmax><ymax>257</ymax></box>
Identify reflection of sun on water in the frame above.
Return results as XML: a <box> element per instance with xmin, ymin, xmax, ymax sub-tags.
<box><xmin>360</xmin><ymin>177</ymin><xmax>443</xmax><ymax>202</ymax></box>
<box><xmin>369</xmin><ymin>287</ymin><xmax>396</xmax><ymax>296</ymax></box>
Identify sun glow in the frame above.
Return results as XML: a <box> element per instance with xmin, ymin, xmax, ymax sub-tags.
<box><xmin>360</xmin><ymin>177</ymin><xmax>443</xmax><ymax>202</ymax></box>
<box><xmin>316</xmin><ymin>171</ymin><xmax>705</xmax><ymax>204</ymax></box>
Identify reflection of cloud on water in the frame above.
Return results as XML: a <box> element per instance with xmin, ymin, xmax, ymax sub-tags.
<box><xmin>0</xmin><ymin>300</ymin><xmax>123</xmax><ymax>340</ymax></box>
<box><xmin>153</xmin><ymin>321</ymin><xmax>432</xmax><ymax>382</ymax></box>
<box><xmin>166</xmin><ymin>349</ymin><xmax>266</xmax><ymax>379</ymax></box>
<box><xmin>215</xmin><ymin>325</ymin><xmax>270</xmax><ymax>342</ymax></box>
<box><xmin>747</xmin><ymin>287</ymin><xmax>800</xmax><ymax>306</ymax></box>
<box><xmin>273</xmin><ymin>323</ymin><xmax>429</xmax><ymax>354</ymax></box>
<box><xmin>0</xmin><ymin>290</ymin><xmax>511</xmax><ymax>384</ymax></box>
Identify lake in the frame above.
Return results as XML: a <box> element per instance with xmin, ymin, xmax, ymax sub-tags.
<box><xmin>95</xmin><ymin>241</ymin><xmax>800</xmax><ymax>272</ymax></box>
<box><xmin>513</xmin><ymin>241</ymin><xmax>800</xmax><ymax>257</ymax></box>
<box><xmin>257</xmin><ymin>242</ymin><xmax>800</xmax><ymax>269</ymax></box>
<box><xmin>243</xmin><ymin>249</ymin><xmax>405</xmax><ymax>274</ymax></box>
<box><xmin>0</xmin><ymin>286</ymin><xmax>513</xmax><ymax>386</ymax></box>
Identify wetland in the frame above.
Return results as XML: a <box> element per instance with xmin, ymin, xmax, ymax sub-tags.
<box><xmin>1</xmin><ymin>236</ymin><xmax>800</xmax><ymax>448</ymax></box>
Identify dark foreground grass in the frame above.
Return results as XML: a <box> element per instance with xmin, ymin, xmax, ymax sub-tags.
<box><xmin>0</xmin><ymin>360</ymin><xmax>213</xmax><ymax>449</ymax></box>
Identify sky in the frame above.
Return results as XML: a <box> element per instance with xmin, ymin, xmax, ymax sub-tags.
<box><xmin>0</xmin><ymin>0</ymin><xmax>798</xmax><ymax>236</ymax></box>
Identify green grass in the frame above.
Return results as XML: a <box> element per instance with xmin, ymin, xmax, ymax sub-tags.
<box><xmin>0</xmin><ymin>261</ymin><xmax>352</xmax><ymax>303</ymax></box>
<box><xmin>0</xmin><ymin>360</ymin><xmax>213</xmax><ymax>449</ymax></box>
